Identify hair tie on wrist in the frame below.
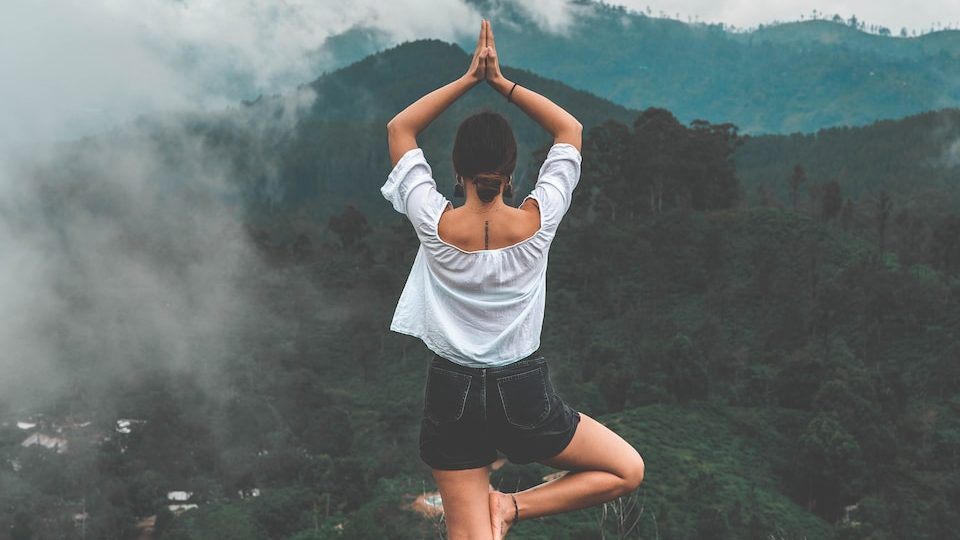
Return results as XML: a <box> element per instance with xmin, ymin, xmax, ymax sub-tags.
<box><xmin>507</xmin><ymin>82</ymin><xmax>518</xmax><ymax>103</ymax></box>
<box><xmin>512</xmin><ymin>493</ymin><xmax>519</xmax><ymax>522</ymax></box>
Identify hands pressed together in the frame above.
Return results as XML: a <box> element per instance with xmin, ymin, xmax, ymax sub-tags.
<box><xmin>464</xmin><ymin>19</ymin><xmax>506</xmax><ymax>91</ymax></box>
<box><xmin>388</xmin><ymin>17</ymin><xmax>578</xmax><ymax>166</ymax></box>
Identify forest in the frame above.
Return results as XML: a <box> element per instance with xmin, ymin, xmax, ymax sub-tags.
<box><xmin>1</xmin><ymin>31</ymin><xmax>959</xmax><ymax>540</ymax></box>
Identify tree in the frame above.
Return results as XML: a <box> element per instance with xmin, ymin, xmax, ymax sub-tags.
<box><xmin>632</xmin><ymin>108</ymin><xmax>685</xmax><ymax>215</ymax></box>
<box><xmin>788</xmin><ymin>164</ymin><xmax>807</xmax><ymax>210</ymax></box>
<box><xmin>577</xmin><ymin>120</ymin><xmax>632</xmax><ymax>221</ymax></box>
<box><xmin>574</xmin><ymin>111</ymin><xmax>742</xmax><ymax>218</ymax></box>
<box><xmin>840</xmin><ymin>197</ymin><xmax>854</xmax><ymax>230</ymax></box>
<box><xmin>793</xmin><ymin>412</ymin><xmax>867</xmax><ymax>521</ymax></box>
<box><xmin>596</xmin><ymin>362</ymin><xmax>632</xmax><ymax>412</ymax></box>
<box><xmin>813</xmin><ymin>365</ymin><xmax>894</xmax><ymax>469</ymax></box>
<box><xmin>663</xmin><ymin>333</ymin><xmax>709</xmax><ymax>403</ymax></box>
<box><xmin>682</xmin><ymin>120</ymin><xmax>742</xmax><ymax>211</ymax></box>
<box><xmin>931</xmin><ymin>214</ymin><xmax>960</xmax><ymax>275</ymax></box>
<box><xmin>163</xmin><ymin>502</ymin><xmax>269</xmax><ymax>540</ymax></box>
<box><xmin>821</xmin><ymin>180</ymin><xmax>843</xmax><ymax>221</ymax></box>
<box><xmin>875</xmin><ymin>191</ymin><xmax>893</xmax><ymax>258</ymax></box>
<box><xmin>775</xmin><ymin>345</ymin><xmax>825</xmax><ymax>410</ymax></box>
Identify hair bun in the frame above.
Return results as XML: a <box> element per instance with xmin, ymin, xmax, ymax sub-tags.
<box><xmin>473</xmin><ymin>173</ymin><xmax>506</xmax><ymax>203</ymax></box>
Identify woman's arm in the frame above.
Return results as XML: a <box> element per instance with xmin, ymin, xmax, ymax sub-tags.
<box><xmin>491</xmin><ymin>75</ymin><xmax>582</xmax><ymax>152</ymax></box>
<box><xmin>386</xmin><ymin>19</ymin><xmax>490</xmax><ymax>167</ymax></box>
<box><xmin>481</xmin><ymin>20</ymin><xmax>582</xmax><ymax>151</ymax></box>
<box><xmin>386</xmin><ymin>76</ymin><xmax>479</xmax><ymax>166</ymax></box>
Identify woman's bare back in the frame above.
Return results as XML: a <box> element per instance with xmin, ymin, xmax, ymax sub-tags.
<box><xmin>438</xmin><ymin>199</ymin><xmax>541</xmax><ymax>251</ymax></box>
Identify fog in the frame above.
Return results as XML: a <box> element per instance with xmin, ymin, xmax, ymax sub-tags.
<box><xmin>0</xmin><ymin>0</ymin><xmax>512</xmax><ymax>417</ymax></box>
<box><xmin>0</xmin><ymin>0</ymin><xmax>955</xmax><ymax>417</ymax></box>
<box><xmin>0</xmin><ymin>0</ymin><xmax>569</xmax><ymax>146</ymax></box>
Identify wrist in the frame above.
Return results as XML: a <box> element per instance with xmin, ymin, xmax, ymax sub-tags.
<box><xmin>461</xmin><ymin>74</ymin><xmax>482</xmax><ymax>89</ymax></box>
<box><xmin>488</xmin><ymin>76</ymin><xmax>512</xmax><ymax>96</ymax></box>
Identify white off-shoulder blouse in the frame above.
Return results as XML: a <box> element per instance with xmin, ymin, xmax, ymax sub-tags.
<box><xmin>381</xmin><ymin>142</ymin><xmax>582</xmax><ymax>367</ymax></box>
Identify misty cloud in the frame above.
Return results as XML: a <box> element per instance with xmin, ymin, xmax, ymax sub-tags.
<box><xmin>615</xmin><ymin>0</ymin><xmax>960</xmax><ymax>32</ymax></box>
<box><xmin>0</xmin><ymin>118</ymin><xmax>262</xmax><ymax>411</ymax></box>
<box><xmin>0</xmin><ymin>0</ymin><xmax>478</xmax><ymax>416</ymax></box>
<box><xmin>1</xmin><ymin>0</ymin><xmax>505</xmax><ymax>147</ymax></box>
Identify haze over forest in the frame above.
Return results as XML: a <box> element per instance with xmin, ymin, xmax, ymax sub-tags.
<box><xmin>1</xmin><ymin>1</ymin><xmax>958</xmax><ymax>539</ymax></box>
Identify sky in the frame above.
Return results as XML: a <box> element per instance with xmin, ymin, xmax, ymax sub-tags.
<box><xmin>616</xmin><ymin>0</ymin><xmax>960</xmax><ymax>32</ymax></box>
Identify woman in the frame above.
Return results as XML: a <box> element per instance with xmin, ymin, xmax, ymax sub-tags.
<box><xmin>383</xmin><ymin>19</ymin><xmax>645</xmax><ymax>539</ymax></box>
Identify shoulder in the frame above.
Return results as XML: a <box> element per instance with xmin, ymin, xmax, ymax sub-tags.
<box><xmin>519</xmin><ymin>197</ymin><xmax>540</xmax><ymax>214</ymax></box>
<box><xmin>515</xmin><ymin>200</ymin><xmax>541</xmax><ymax>231</ymax></box>
<box><xmin>436</xmin><ymin>204</ymin><xmax>458</xmax><ymax>236</ymax></box>
<box><xmin>499</xmin><ymin>205</ymin><xmax>542</xmax><ymax>244</ymax></box>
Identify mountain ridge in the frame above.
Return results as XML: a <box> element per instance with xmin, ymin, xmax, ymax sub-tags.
<box><xmin>313</xmin><ymin>1</ymin><xmax>960</xmax><ymax>134</ymax></box>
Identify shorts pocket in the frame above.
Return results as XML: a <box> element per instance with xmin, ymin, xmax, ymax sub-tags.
<box><xmin>424</xmin><ymin>366</ymin><xmax>472</xmax><ymax>425</ymax></box>
<box><xmin>496</xmin><ymin>367</ymin><xmax>552</xmax><ymax>429</ymax></box>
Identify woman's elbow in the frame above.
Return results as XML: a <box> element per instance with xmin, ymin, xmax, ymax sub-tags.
<box><xmin>555</xmin><ymin>122</ymin><xmax>583</xmax><ymax>151</ymax></box>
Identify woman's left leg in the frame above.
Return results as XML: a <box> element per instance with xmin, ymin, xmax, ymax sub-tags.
<box><xmin>432</xmin><ymin>466</ymin><xmax>494</xmax><ymax>540</ymax></box>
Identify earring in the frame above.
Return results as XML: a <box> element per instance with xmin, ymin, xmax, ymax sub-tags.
<box><xmin>453</xmin><ymin>175</ymin><xmax>465</xmax><ymax>198</ymax></box>
<box><xmin>503</xmin><ymin>176</ymin><xmax>514</xmax><ymax>198</ymax></box>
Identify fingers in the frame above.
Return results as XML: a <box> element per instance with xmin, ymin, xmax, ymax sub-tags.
<box><xmin>477</xmin><ymin>19</ymin><xmax>487</xmax><ymax>74</ymax></box>
<box><xmin>486</xmin><ymin>19</ymin><xmax>495</xmax><ymax>50</ymax></box>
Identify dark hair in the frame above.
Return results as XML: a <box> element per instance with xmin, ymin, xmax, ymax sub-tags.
<box><xmin>452</xmin><ymin>110</ymin><xmax>517</xmax><ymax>203</ymax></box>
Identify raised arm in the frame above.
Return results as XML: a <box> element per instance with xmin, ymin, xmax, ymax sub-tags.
<box><xmin>386</xmin><ymin>19</ymin><xmax>491</xmax><ymax>167</ymax></box>
<box><xmin>480</xmin><ymin>20</ymin><xmax>582</xmax><ymax>151</ymax></box>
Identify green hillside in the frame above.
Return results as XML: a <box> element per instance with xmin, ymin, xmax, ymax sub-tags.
<box><xmin>473</xmin><ymin>3</ymin><xmax>960</xmax><ymax>134</ymax></box>
<box><xmin>3</xmin><ymin>27</ymin><xmax>960</xmax><ymax>540</ymax></box>
<box><xmin>317</xmin><ymin>0</ymin><xmax>960</xmax><ymax>134</ymax></box>
<box><xmin>735</xmin><ymin>108</ymin><xmax>960</xmax><ymax>215</ymax></box>
<box><xmin>740</xmin><ymin>20</ymin><xmax>960</xmax><ymax>59</ymax></box>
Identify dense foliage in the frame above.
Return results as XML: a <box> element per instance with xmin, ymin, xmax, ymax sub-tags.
<box><xmin>2</xmin><ymin>38</ymin><xmax>959</xmax><ymax>540</ymax></box>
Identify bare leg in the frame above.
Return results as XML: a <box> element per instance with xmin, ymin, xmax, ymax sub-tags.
<box><xmin>489</xmin><ymin>412</ymin><xmax>644</xmax><ymax>537</ymax></box>
<box><xmin>433</xmin><ymin>466</ymin><xmax>495</xmax><ymax>540</ymax></box>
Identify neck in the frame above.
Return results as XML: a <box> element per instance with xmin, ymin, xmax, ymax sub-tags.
<box><xmin>463</xmin><ymin>184</ymin><xmax>506</xmax><ymax>212</ymax></box>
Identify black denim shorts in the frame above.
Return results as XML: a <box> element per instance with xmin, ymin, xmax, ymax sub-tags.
<box><xmin>419</xmin><ymin>350</ymin><xmax>582</xmax><ymax>470</ymax></box>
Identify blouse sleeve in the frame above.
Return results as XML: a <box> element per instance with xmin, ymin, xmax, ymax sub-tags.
<box><xmin>523</xmin><ymin>142</ymin><xmax>582</xmax><ymax>235</ymax></box>
<box><xmin>381</xmin><ymin>147</ymin><xmax>450</xmax><ymax>241</ymax></box>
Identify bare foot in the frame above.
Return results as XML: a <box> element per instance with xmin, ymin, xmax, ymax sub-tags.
<box><xmin>488</xmin><ymin>490</ymin><xmax>517</xmax><ymax>539</ymax></box>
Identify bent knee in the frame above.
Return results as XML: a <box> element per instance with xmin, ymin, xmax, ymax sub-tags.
<box><xmin>619</xmin><ymin>453</ymin><xmax>645</xmax><ymax>493</ymax></box>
